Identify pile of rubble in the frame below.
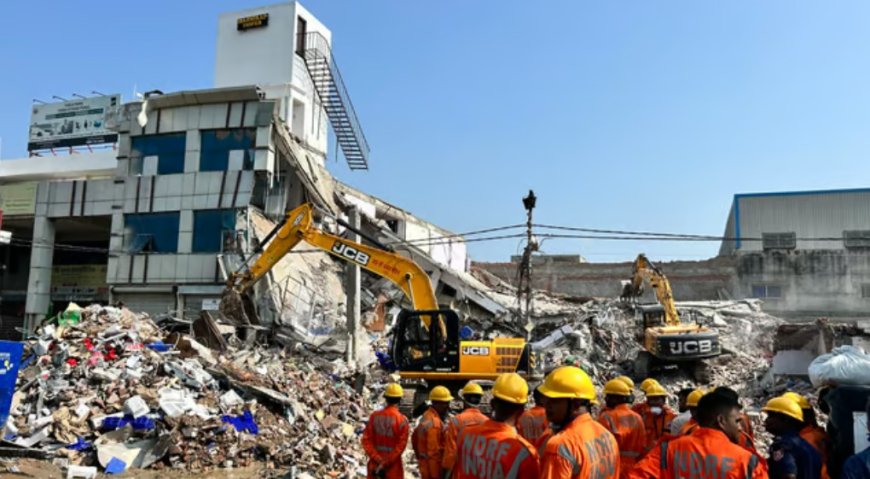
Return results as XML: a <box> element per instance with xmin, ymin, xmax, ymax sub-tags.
<box><xmin>8</xmin><ymin>304</ymin><xmax>379</xmax><ymax>477</ymax></box>
<box><xmin>478</xmin><ymin>272</ymin><xmax>784</xmax><ymax>398</ymax></box>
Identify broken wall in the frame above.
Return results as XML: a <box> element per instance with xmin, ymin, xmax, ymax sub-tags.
<box><xmin>736</xmin><ymin>250</ymin><xmax>870</xmax><ymax>316</ymax></box>
<box><xmin>474</xmin><ymin>256</ymin><xmax>737</xmax><ymax>301</ymax></box>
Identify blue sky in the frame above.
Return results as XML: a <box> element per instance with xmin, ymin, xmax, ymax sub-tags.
<box><xmin>2</xmin><ymin>1</ymin><xmax>869</xmax><ymax>262</ymax></box>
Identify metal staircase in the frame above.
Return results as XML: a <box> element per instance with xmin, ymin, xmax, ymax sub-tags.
<box><xmin>299</xmin><ymin>32</ymin><xmax>370</xmax><ymax>171</ymax></box>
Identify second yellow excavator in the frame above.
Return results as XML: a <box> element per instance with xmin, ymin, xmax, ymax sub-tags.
<box><xmin>621</xmin><ymin>253</ymin><xmax>721</xmax><ymax>381</ymax></box>
<box><xmin>221</xmin><ymin>203</ymin><xmax>541</xmax><ymax>412</ymax></box>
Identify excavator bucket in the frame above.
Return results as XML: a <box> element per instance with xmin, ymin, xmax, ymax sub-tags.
<box><xmin>219</xmin><ymin>287</ymin><xmax>260</xmax><ymax>328</ymax></box>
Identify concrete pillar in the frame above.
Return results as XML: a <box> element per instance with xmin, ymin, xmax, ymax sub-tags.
<box><xmin>24</xmin><ymin>216</ymin><xmax>55</xmax><ymax>333</ymax></box>
<box><xmin>345</xmin><ymin>207</ymin><xmax>361</xmax><ymax>366</ymax></box>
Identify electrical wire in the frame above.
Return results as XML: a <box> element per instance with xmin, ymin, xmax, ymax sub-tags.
<box><xmin>389</xmin><ymin>224</ymin><xmax>525</xmax><ymax>245</ymax></box>
<box><xmin>534</xmin><ymin>223</ymin><xmax>720</xmax><ymax>239</ymax></box>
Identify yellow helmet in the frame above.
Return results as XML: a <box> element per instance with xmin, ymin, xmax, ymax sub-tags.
<box><xmin>461</xmin><ymin>382</ymin><xmax>484</xmax><ymax>397</ymax></box>
<box><xmin>782</xmin><ymin>392</ymin><xmax>811</xmax><ymax>410</ymax></box>
<box><xmin>616</xmin><ymin>375</ymin><xmax>635</xmax><ymax>389</ymax></box>
<box><xmin>384</xmin><ymin>383</ymin><xmax>404</xmax><ymax>398</ymax></box>
<box><xmin>639</xmin><ymin>378</ymin><xmax>661</xmax><ymax>394</ymax></box>
<box><xmin>429</xmin><ymin>386</ymin><xmax>454</xmax><ymax>403</ymax></box>
<box><xmin>763</xmin><ymin>396</ymin><xmax>804</xmax><ymax>422</ymax></box>
<box><xmin>603</xmin><ymin>379</ymin><xmax>633</xmax><ymax>397</ymax></box>
<box><xmin>539</xmin><ymin>366</ymin><xmax>596</xmax><ymax>400</ymax></box>
<box><xmin>492</xmin><ymin>373</ymin><xmax>529</xmax><ymax>405</ymax></box>
<box><xmin>686</xmin><ymin>389</ymin><xmax>706</xmax><ymax>408</ymax></box>
<box><xmin>645</xmin><ymin>383</ymin><xmax>668</xmax><ymax>397</ymax></box>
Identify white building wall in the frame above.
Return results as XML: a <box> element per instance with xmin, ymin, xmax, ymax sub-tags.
<box><xmin>214</xmin><ymin>1</ymin><xmax>331</xmax><ymax>156</ymax></box>
<box><xmin>734</xmin><ymin>191</ymin><xmax>870</xmax><ymax>252</ymax></box>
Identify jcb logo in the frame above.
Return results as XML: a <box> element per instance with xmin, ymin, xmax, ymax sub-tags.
<box><xmin>462</xmin><ymin>346</ymin><xmax>490</xmax><ymax>356</ymax></box>
<box><xmin>331</xmin><ymin>242</ymin><xmax>370</xmax><ymax>267</ymax></box>
<box><xmin>669</xmin><ymin>340</ymin><xmax>713</xmax><ymax>355</ymax></box>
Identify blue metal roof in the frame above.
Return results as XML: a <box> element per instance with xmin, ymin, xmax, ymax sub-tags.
<box><xmin>729</xmin><ymin>186</ymin><xmax>870</xmax><ymax>250</ymax></box>
<box><xmin>734</xmin><ymin>187</ymin><xmax>870</xmax><ymax>200</ymax></box>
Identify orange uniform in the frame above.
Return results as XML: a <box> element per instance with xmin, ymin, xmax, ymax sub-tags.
<box><xmin>361</xmin><ymin>404</ymin><xmax>410</xmax><ymax>479</ymax></box>
<box><xmin>628</xmin><ymin>427</ymin><xmax>766</xmax><ymax>479</ymax></box>
<box><xmin>633</xmin><ymin>402</ymin><xmax>650</xmax><ymax>416</ymax></box>
<box><xmin>598</xmin><ymin>404</ymin><xmax>647</xmax><ymax>477</ymax></box>
<box><xmin>454</xmin><ymin>419</ymin><xmax>539</xmax><ymax>479</ymax></box>
<box><xmin>739</xmin><ymin>413</ymin><xmax>754</xmax><ymax>440</ymax></box>
<box><xmin>679</xmin><ymin>418</ymin><xmax>698</xmax><ymax>436</ymax></box>
<box><xmin>640</xmin><ymin>405</ymin><xmax>677</xmax><ymax>450</ymax></box>
<box><xmin>539</xmin><ymin>413</ymin><xmax>620</xmax><ymax>479</ymax></box>
<box><xmin>413</xmin><ymin>407</ymin><xmax>446</xmax><ymax>479</ymax></box>
<box><xmin>517</xmin><ymin>405</ymin><xmax>549</xmax><ymax>448</ymax></box>
<box><xmin>442</xmin><ymin>407</ymin><xmax>488</xmax><ymax>473</ymax></box>
<box><xmin>800</xmin><ymin>425</ymin><xmax>830</xmax><ymax>479</ymax></box>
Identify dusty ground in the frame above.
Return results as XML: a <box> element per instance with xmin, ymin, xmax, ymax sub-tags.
<box><xmin>0</xmin><ymin>459</ymin><xmax>284</xmax><ymax>478</ymax></box>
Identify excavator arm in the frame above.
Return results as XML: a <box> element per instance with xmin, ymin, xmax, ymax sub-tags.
<box><xmin>226</xmin><ymin>203</ymin><xmax>440</xmax><ymax>326</ymax></box>
<box><xmin>623</xmin><ymin>254</ymin><xmax>681</xmax><ymax>326</ymax></box>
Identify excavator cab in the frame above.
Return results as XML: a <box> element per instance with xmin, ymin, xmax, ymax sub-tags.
<box><xmin>391</xmin><ymin>309</ymin><xmax>460</xmax><ymax>373</ymax></box>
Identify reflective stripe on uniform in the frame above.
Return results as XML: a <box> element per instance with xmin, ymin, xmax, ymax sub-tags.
<box><xmin>376</xmin><ymin>445</ymin><xmax>393</xmax><ymax>452</ymax></box>
<box><xmin>603</xmin><ymin>414</ymin><xmax>617</xmax><ymax>432</ymax></box>
<box><xmin>660</xmin><ymin>441</ymin><xmax>669</xmax><ymax>470</ymax></box>
<box><xmin>747</xmin><ymin>454</ymin><xmax>758</xmax><ymax>477</ymax></box>
<box><xmin>537</xmin><ymin>435</ymin><xmax>551</xmax><ymax>457</ymax></box>
<box><xmin>621</xmin><ymin>450</ymin><xmax>640</xmax><ymax>458</ymax></box>
<box><xmin>506</xmin><ymin>447</ymin><xmax>531</xmax><ymax>479</ymax></box>
<box><xmin>558</xmin><ymin>444</ymin><xmax>581</xmax><ymax>476</ymax></box>
<box><xmin>418</xmin><ymin>453</ymin><xmax>430</xmax><ymax>459</ymax></box>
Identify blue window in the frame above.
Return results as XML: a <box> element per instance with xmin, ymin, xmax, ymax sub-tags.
<box><xmin>199</xmin><ymin>129</ymin><xmax>256</xmax><ymax>171</ymax></box>
<box><xmin>751</xmin><ymin>284</ymin><xmax>782</xmax><ymax>299</ymax></box>
<box><xmin>192</xmin><ymin>209</ymin><xmax>237</xmax><ymax>253</ymax></box>
<box><xmin>125</xmin><ymin>213</ymin><xmax>180</xmax><ymax>253</ymax></box>
<box><xmin>130</xmin><ymin>133</ymin><xmax>186</xmax><ymax>175</ymax></box>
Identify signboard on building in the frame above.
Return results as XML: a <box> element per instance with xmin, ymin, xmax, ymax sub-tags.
<box><xmin>28</xmin><ymin>95</ymin><xmax>121</xmax><ymax>150</ymax></box>
<box><xmin>201</xmin><ymin>298</ymin><xmax>221</xmax><ymax>311</ymax></box>
<box><xmin>0</xmin><ymin>182</ymin><xmax>38</xmax><ymax>216</ymax></box>
<box><xmin>237</xmin><ymin>13</ymin><xmax>269</xmax><ymax>31</ymax></box>
<box><xmin>51</xmin><ymin>264</ymin><xmax>109</xmax><ymax>301</ymax></box>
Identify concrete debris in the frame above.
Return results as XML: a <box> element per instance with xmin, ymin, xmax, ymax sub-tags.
<box><xmin>11</xmin><ymin>304</ymin><xmax>377</xmax><ymax>475</ymax></box>
<box><xmin>480</xmin><ymin>274</ymin><xmax>787</xmax><ymax>400</ymax></box>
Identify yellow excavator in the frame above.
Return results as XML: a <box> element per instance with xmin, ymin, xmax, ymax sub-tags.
<box><xmin>221</xmin><ymin>203</ymin><xmax>541</xmax><ymax>412</ymax></box>
<box><xmin>621</xmin><ymin>254</ymin><xmax>720</xmax><ymax>381</ymax></box>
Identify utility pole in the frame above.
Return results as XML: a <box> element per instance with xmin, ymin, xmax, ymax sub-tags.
<box><xmin>517</xmin><ymin>190</ymin><xmax>538</xmax><ymax>339</ymax></box>
<box><xmin>345</xmin><ymin>206</ymin><xmax>361</xmax><ymax>367</ymax></box>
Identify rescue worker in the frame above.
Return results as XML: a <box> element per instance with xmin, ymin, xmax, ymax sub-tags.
<box><xmin>840</xmin><ymin>399</ymin><xmax>870</xmax><ymax>479</ymax></box>
<box><xmin>362</xmin><ymin>383</ymin><xmax>410</xmax><ymax>479</ymax></box>
<box><xmin>453</xmin><ymin>373</ymin><xmax>539</xmax><ymax>479</ymax></box>
<box><xmin>712</xmin><ymin>387</ymin><xmax>757</xmax><ymax>452</ymax></box>
<box><xmin>517</xmin><ymin>387</ymin><xmax>549</xmax><ymax>448</ymax></box>
<box><xmin>413</xmin><ymin>386</ymin><xmax>453</xmax><ymax>479</ymax></box>
<box><xmin>629</xmin><ymin>389</ymin><xmax>766</xmax><ymax>479</ymax></box>
<box><xmin>783</xmin><ymin>392</ymin><xmax>829</xmax><ymax>471</ymax></box>
<box><xmin>598</xmin><ymin>378</ymin><xmax>647</xmax><ymax>477</ymax></box>
<box><xmin>763</xmin><ymin>395</ymin><xmax>822</xmax><ymax>479</ymax></box>
<box><xmin>616</xmin><ymin>375</ymin><xmax>636</xmax><ymax>405</ymax></box>
<box><xmin>538</xmin><ymin>366</ymin><xmax>620</xmax><ymax>479</ymax></box>
<box><xmin>442</xmin><ymin>382</ymin><xmax>488</xmax><ymax>478</ymax></box>
<box><xmin>668</xmin><ymin>387</ymin><xmax>696</xmax><ymax>435</ymax></box>
<box><xmin>633</xmin><ymin>378</ymin><xmax>662</xmax><ymax>416</ymax></box>
<box><xmin>616</xmin><ymin>375</ymin><xmax>636</xmax><ymax>390</ymax></box>
<box><xmin>637</xmin><ymin>383</ymin><xmax>676</xmax><ymax>450</ymax></box>
<box><xmin>678</xmin><ymin>388</ymin><xmax>706</xmax><ymax>435</ymax></box>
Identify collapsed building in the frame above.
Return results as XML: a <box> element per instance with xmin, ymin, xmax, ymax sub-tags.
<box><xmin>0</xmin><ymin>2</ymin><xmax>508</xmax><ymax>356</ymax></box>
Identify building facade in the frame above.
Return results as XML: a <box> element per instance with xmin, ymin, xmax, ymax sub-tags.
<box><xmin>0</xmin><ymin>2</ymin><xmax>496</xmax><ymax>340</ymax></box>
<box><xmin>720</xmin><ymin>188</ymin><xmax>870</xmax><ymax>316</ymax></box>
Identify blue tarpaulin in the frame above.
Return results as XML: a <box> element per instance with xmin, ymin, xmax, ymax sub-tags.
<box><xmin>0</xmin><ymin>341</ymin><xmax>24</xmax><ymax>429</ymax></box>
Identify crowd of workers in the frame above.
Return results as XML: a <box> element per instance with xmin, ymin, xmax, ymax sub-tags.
<box><xmin>361</xmin><ymin>366</ymin><xmax>870</xmax><ymax>479</ymax></box>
